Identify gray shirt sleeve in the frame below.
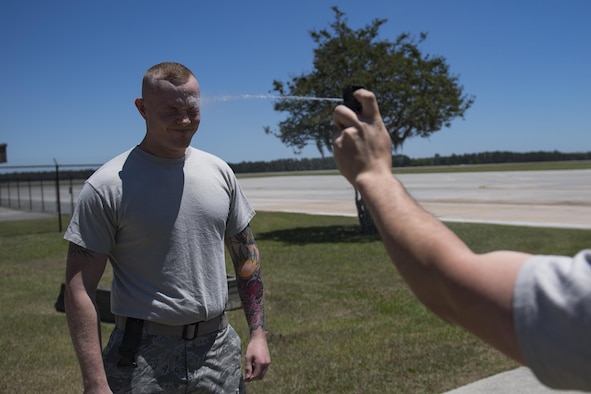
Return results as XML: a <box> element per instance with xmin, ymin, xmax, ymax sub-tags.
<box><xmin>513</xmin><ymin>249</ymin><xmax>591</xmax><ymax>390</ymax></box>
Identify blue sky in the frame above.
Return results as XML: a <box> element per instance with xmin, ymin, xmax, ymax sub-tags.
<box><xmin>1</xmin><ymin>0</ymin><xmax>589</xmax><ymax>167</ymax></box>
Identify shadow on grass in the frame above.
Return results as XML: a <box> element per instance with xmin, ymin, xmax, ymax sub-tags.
<box><xmin>256</xmin><ymin>224</ymin><xmax>381</xmax><ymax>245</ymax></box>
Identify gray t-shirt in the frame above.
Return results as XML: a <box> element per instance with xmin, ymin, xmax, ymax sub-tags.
<box><xmin>65</xmin><ymin>146</ymin><xmax>255</xmax><ymax>325</ymax></box>
<box><xmin>513</xmin><ymin>249</ymin><xmax>591</xmax><ymax>390</ymax></box>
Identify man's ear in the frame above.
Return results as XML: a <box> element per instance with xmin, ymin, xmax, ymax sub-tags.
<box><xmin>135</xmin><ymin>98</ymin><xmax>147</xmax><ymax>119</ymax></box>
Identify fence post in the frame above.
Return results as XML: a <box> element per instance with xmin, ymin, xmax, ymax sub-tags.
<box><xmin>54</xmin><ymin>159</ymin><xmax>62</xmax><ymax>232</ymax></box>
<box><xmin>41</xmin><ymin>178</ymin><xmax>45</xmax><ymax>212</ymax></box>
<box><xmin>69</xmin><ymin>177</ymin><xmax>74</xmax><ymax>216</ymax></box>
<box><xmin>28</xmin><ymin>178</ymin><xmax>32</xmax><ymax>211</ymax></box>
<box><xmin>16</xmin><ymin>178</ymin><xmax>21</xmax><ymax>209</ymax></box>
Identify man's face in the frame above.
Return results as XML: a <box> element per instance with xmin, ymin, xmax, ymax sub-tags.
<box><xmin>135</xmin><ymin>75</ymin><xmax>201</xmax><ymax>158</ymax></box>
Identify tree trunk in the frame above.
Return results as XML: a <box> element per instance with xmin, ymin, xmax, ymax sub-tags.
<box><xmin>355</xmin><ymin>189</ymin><xmax>378</xmax><ymax>235</ymax></box>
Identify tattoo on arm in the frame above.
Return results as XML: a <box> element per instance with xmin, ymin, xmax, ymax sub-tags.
<box><xmin>227</xmin><ymin>226</ymin><xmax>266</xmax><ymax>333</ymax></box>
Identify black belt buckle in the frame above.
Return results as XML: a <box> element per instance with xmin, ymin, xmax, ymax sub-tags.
<box><xmin>182</xmin><ymin>323</ymin><xmax>198</xmax><ymax>340</ymax></box>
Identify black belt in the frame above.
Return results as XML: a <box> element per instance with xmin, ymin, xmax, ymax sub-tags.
<box><xmin>115</xmin><ymin>313</ymin><xmax>228</xmax><ymax>340</ymax></box>
<box><xmin>116</xmin><ymin>313</ymin><xmax>228</xmax><ymax>367</ymax></box>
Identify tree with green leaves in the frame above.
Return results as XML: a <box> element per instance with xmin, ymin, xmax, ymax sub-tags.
<box><xmin>265</xmin><ymin>6</ymin><xmax>474</xmax><ymax>233</ymax></box>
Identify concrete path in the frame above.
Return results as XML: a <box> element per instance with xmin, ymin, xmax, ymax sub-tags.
<box><xmin>444</xmin><ymin>367</ymin><xmax>583</xmax><ymax>394</ymax></box>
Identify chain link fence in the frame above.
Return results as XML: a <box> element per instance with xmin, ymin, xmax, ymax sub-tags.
<box><xmin>0</xmin><ymin>163</ymin><xmax>100</xmax><ymax>231</ymax></box>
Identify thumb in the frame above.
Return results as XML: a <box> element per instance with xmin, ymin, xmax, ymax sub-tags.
<box><xmin>354</xmin><ymin>89</ymin><xmax>381</xmax><ymax>121</ymax></box>
<box><xmin>244</xmin><ymin>355</ymin><xmax>254</xmax><ymax>380</ymax></box>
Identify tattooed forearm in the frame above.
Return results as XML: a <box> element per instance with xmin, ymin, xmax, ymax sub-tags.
<box><xmin>238</xmin><ymin>267</ymin><xmax>266</xmax><ymax>333</ymax></box>
<box><xmin>227</xmin><ymin>226</ymin><xmax>266</xmax><ymax>333</ymax></box>
<box><xmin>68</xmin><ymin>243</ymin><xmax>96</xmax><ymax>261</ymax></box>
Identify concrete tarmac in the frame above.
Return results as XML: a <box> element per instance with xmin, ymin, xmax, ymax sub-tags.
<box><xmin>0</xmin><ymin>206</ymin><xmax>54</xmax><ymax>221</ymax></box>
<box><xmin>2</xmin><ymin>169</ymin><xmax>590</xmax><ymax>392</ymax></box>
<box><xmin>3</xmin><ymin>169</ymin><xmax>590</xmax><ymax>229</ymax></box>
<box><xmin>239</xmin><ymin>169</ymin><xmax>591</xmax><ymax>229</ymax></box>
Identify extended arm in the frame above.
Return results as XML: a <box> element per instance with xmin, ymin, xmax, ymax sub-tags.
<box><xmin>64</xmin><ymin>242</ymin><xmax>112</xmax><ymax>393</ymax></box>
<box><xmin>225</xmin><ymin>225</ymin><xmax>270</xmax><ymax>381</ymax></box>
<box><xmin>332</xmin><ymin>89</ymin><xmax>531</xmax><ymax>363</ymax></box>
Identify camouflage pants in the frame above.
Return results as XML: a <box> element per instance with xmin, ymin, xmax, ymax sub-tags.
<box><xmin>103</xmin><ymin>324</ymin><xmax>246</xmax><ymax>393</ymax></box>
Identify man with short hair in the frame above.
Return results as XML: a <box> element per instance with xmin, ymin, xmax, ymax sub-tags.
<box><xmin>64</xmin><ymin>62</ymin><xmax>270</xmax><ymax>393</ymax></box>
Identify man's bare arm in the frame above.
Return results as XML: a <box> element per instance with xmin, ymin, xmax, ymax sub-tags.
<box><xmin>226</xmin><ymin>226</ymin><xmax>265</xmax><ymax>333</ymax></box>
<box><xmin>225</xmin><ymin>226</ymin><xmax>270</xmax><ymax>381</ymax></box>
<box><xmin>354</xmin><ymin>172</ymin><xmax>529</xmax><ymax>362</ymax></box>
<box><xmin>64</xmin><ymin>242</ymin><xmax>111</xmax><ymax>393</ymax></box>
<box><xmin>332</xmin><ymin>89</ymin><xmax>530</xmax><ymax>363</ymax></box>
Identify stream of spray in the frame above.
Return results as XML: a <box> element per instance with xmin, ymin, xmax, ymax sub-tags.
<box><xmin>201</xmin><ymin>94</ymin><xmax>342</xmax><ymax>105</ymax></box>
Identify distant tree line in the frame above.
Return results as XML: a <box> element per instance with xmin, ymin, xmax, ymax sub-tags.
<box><xmin>409</xmin><ymin>150</ymin><xmax>591</xmax><ymax>167</ymax></box>
<box><xmin>228</xmin><ymin>157</ymin><xmax>337</xmax><ymax>174</ymax></box>
<box><xmin>228</xmin><ymin>150</ymin><xmax>591</xmax><ymax>174</ymax></box>
<box><xmin>1</xmin><ymin>151</ymin><xmax>590</xmax><ymax>181</ymax></box>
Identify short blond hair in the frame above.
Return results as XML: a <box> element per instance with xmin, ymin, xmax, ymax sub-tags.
<box><xmin>142</xmin><ymin>62</ymin><xmax>195</xmax><ymax>95</ymax></box>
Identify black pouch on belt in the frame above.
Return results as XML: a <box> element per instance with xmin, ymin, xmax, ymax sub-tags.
<box><xmin>117</xmin><ymin>318</ymin><xmax>144</xmax><ymax>368</ymax></box>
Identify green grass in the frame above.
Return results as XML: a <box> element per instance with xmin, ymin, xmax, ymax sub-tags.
<box><xmin>1</xmin><ymin>213</ymin><xmax>589</xmax><ymax>393</ymax></box>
